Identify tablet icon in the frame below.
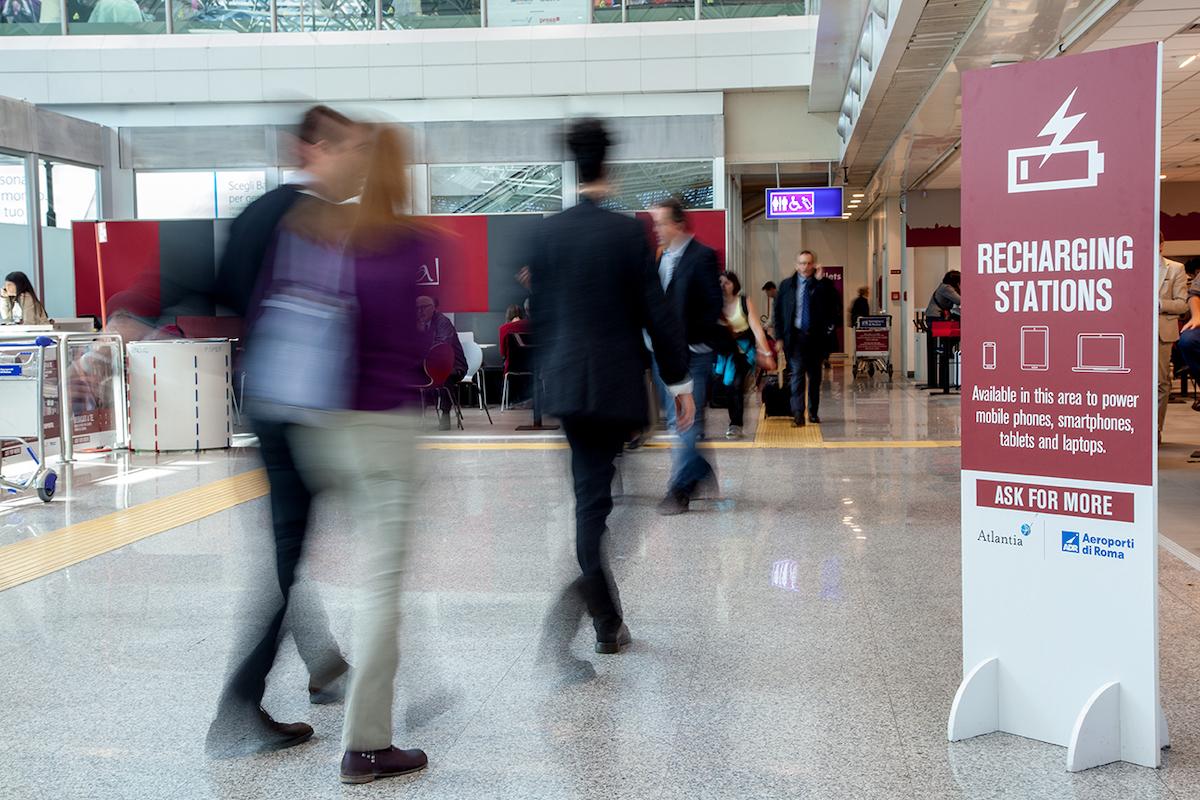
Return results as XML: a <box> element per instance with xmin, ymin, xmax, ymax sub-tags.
<box><xmin>1072</xmin><ymin>333</ymin><xmax>1130</xmax><ymax>374</ymax></box>
<box><xmin>1020</xmin><ymin>326</ymin><xmax>1049</xmax><ymax>371</ymax></box>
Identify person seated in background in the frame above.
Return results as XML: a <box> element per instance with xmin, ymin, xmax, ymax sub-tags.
<box><xmin>1178</xmin><ymin>271</ymin><xmax>1200</xmax><ymax>412</ymax></box>
<box><xmin>498</xmin><ymin>302</ymin><xmax>532</xmax><ymax>372</ymax></box>
<box><xmin>1</xmin><ymin>271</ymin><xmax>49</xmax><ymax>325</ymax></box>
<box><xmin>417</xmin><ymin>295</ymin><xmax>468</xmax><ymax>430</ymax></box>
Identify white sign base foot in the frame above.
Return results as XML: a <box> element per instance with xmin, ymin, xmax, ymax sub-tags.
<box><xmin>1158</xmin><ymin>704</ymin><xmax>1170</xmax><ymax>749</ymax></box>
<box><xmin>1067</xmin><ymin>681</ymin><xmax>1121</xmax><ymax>772</ymax></box>
<box><xmin>948</xmin><ymin>657</ymin><xmax>999</xmax><ymax>741</ymax></box>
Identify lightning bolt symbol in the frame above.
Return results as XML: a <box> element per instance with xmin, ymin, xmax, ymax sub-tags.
<box><xmin>1036</xmin><ymin>88</ymin><xmax>1085</xmax><ymax>167</ymax></box>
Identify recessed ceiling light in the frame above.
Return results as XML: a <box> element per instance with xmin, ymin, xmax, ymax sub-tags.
<box><xmin>1182</xmin><ymin>54</ymin><xmax>1198</xmax><ymax>69</ymax></box>
<box><xmin>1160</xmin><ymin>174</ymin><xmax>1167</xmax><ymax>179</ymax></box>
<box><xmin>852</xmin><ymin>193</ymin><xmax>865</xmax><ymax>198</ymax></box>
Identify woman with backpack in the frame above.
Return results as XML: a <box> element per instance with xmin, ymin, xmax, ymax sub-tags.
<box><xmin>715</xmin><ymin>270</ymin><xmax>774</xmax><ymax>439</ymax></box>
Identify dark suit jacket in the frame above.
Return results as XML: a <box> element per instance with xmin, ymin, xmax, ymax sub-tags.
<box><xmin>531</xmin><ymin>197</ymin><xmax>688</xmax><ymax>425</ymax></box>
<box><xmin>660</xmin><ymin>238</ymin><xmax>723</xmax><ymax>349</ymax></box>
<box><xmin>215</xmin><ymin>184</ymin><xmax>302</xmax><ymax>320</ymax></box>
<box><xmin>775</xmin><ymin>272</ymin><xmax>840</xmax><ymax>355</ymax></box>
<box><xmin>429</xmin><ymin>311</ymin><xmax>468</xmax><ymax>376</ymax></box>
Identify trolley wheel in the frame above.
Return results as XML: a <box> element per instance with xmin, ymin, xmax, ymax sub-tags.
<box><xmin>36</xmin><ymin>471</ymin><xmax>56</xmax><ymax>503</ymax></box>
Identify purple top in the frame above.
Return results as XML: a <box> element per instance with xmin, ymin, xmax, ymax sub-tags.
<box><xmin>351</xmin><ymin>229</ymin><xmax>437</xmax><ymax>411</ymax></box>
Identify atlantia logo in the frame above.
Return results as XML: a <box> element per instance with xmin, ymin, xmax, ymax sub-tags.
<box><xmin>978</xmin><ymin>530</ymin><xmax>1024</xmax><ymax>547</ymax></box>
<box><xmin>1020</xmin><ymin>523</ymin><xmax>1032</xmax><ymax>537</ymax></box>
<box><xmin>1062</xmin><ymin>531</ymin><xmax>1133</xmax><ymax>560</ymax></box>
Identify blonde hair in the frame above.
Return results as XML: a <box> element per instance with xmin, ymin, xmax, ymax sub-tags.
<box><xmin>352</xmin><ymin>124</ymin><xmax>422</xmax><ymax>251</ymax></box>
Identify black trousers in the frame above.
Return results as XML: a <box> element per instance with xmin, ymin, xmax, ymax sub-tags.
<box><xmin>925</xmin><ymin>328</ymin><xmax>938</xmax><ymax>388</ymax></box>
<box><xmin>220</xmin><ymin>417</ymin><xmax>344</xmax><ymax>714</ymax></box>
<box><xmin>561</xmin><ymin>417</ymin><xmax>626</xmax><ymax>636</ymax></box>
<box><xmin>787</xmin><ymin>332</ymin><xmax>825</xmax><ymax>417</ymax></box>
<box><xmin>726</xmin><ymin>352</ymin><xmax>753</xmax><ymax>428</ymax></box>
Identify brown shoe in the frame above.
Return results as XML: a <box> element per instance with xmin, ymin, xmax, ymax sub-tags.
<box><xmin>340</xmin><ymin>746</ymin><xmax>428</xmax><ymax>784</ymax></box>
<box><xmin>206</xmin><ymin>706</ymin><xmax>315</xmax><ymax>757</ymax></box>
<box><xmin>656</xmin><ymin>491</ymin><xmax>689</xmax><ymax>516</ymax></box>
<box><xmin>256</xmin><ymin>707</ymin><xmax>314</xmax><ymax>749</ymax></box>
<box><xmin>595</xmin><ymin>623</ymin><xmax>632</xmax><ymax>655</ymax></box>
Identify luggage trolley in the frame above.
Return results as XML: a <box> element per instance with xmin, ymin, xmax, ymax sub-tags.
<box><xmin>853</xmin><ymin>315</ymin><xmax>894</xmax><ymax>379</ymax></box>
<box><xmin>0</xmin><ymin>337</ymin><xmax>58</xmax><ymax>502</ymax></box>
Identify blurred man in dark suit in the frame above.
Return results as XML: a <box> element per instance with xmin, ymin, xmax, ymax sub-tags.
<box><xmin>529</xmin><ymin>118</ymin><xmax>694</xmax><ymax>655</ymax></box>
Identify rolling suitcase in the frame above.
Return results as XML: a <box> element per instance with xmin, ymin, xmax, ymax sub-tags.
<box><xmin>762</xmin><ymin>372</ymin><xmax>792</xmax><ymax>417</ymax></box>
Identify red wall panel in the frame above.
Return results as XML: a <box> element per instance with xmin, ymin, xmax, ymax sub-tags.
<box><xmin>73</xmin><ymin>221</ymin><xmax>161</xmax><ymax>319</ymax></box>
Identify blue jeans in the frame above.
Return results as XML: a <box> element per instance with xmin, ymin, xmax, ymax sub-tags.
<box><xmin>1180</xmin><ymin>329</ymin><xmax>1200</xmax><ymax>383</ymax></box>
<box><xmin>653</xmin><ymin>350</ymin><xmax>714</xmax><ymax>495</ymax></box>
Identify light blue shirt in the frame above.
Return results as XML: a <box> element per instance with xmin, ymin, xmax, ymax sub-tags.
<box><xmin>658</xmin><ymin>235</ymin><xmax>692</xmax><ymax>291</ymax></box>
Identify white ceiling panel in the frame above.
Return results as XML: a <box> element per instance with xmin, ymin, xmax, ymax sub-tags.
<box><xmin>1124</xmin><ymin>9</ymin><xmax>1200</xmax><ymax>26</ymax></box>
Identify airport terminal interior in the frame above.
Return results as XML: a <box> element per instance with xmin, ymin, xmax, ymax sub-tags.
<box><xmin>4</xmin><ymin>0</ymin><xmax>1200</xmax><ymax>798</ymax></box>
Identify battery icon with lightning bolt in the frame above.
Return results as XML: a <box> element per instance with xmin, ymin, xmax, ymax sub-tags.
<box><xmin>1006</xmin><ymin>88</ymin><xmax>1104</xmax><ymax>194</ymax></box>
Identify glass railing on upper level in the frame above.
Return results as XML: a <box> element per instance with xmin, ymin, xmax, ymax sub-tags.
<box><xmin>0</xmin><ymin>0</ymin><xmax>811</xmax><ymax>35</ymax></box>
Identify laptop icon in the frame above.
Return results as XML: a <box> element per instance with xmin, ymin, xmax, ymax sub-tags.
<box><xmin>1072</xmin><ymin>333</ymin><xmax>1131</xmax><ymax>374</ymax></box>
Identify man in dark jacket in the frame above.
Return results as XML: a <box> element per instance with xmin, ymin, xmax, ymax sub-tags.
<box><xmin>775</xmin><ymin>249</ymin><xmax>840</xmax><ymax>426</ymax></box>
<box><xmin>531</xmin><ymin>118</ymin><xmax>693</xmax><ymax>655</ymax></box>
<box><xmin>208</xmin><ymin>106</ymin><xmax>368</xmax><ymax>756</ymax></box>
<box><xmin>648</xmin><ymin>197</ymin><xmax>723</xmax><ymax>515</ymax></box>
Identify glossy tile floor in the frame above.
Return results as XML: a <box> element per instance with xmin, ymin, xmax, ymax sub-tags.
<box><xmin>3</xmin><ymin>369</ymin><xmax>1200</xmax><ymax>800</ymax></box>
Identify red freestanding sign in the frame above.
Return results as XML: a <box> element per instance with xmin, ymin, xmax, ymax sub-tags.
<box><xmin>952</xmin><ymin>43</ymin><xmax>1162</xmax><ymax>771</ymax></box>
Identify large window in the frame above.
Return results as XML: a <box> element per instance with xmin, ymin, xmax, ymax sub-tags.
<box><xmin>0</xmin><ymin>0</ymin><xmax>59</xmax><ymax>34</ymax></box>
<box><xmin>602</xmin><ymin>161</ymin><xmax>714</xmax><ymax>211</ymax></box>
<box><xmin>383</xmin><ymin>0</ymin><xmax>480</xmax><ymax>29</ymax></box>
<box><xmin>0</xmin><ymin>154</ymin><xmax>34</xmax><ymax>291</ymax></box>
<box><xmin>175</xmin><ymin>1</ymin><xmax>272</xmax><ymax>33</ymax></box>
<box><xmin>66</xmin><ymin>0</ymin><xmax>166</xmax><ymax>33</ymax></box>
<box><xmin>39</xmin><ymin>160</ymin><xmax>99</xmax><ymax>318</ymax></box>
<box><xmin>700</xmin><ymin>0</ymin><xmax>807</xmax><ymax>19</ymax></box>
<box><xmin>430</xmin><ymin>164</ymin><xmax>561</xmax><ymax>214</ymax></box>
<box><xmin>276</xmin><ymin>0</ymin><xmax>375</xmax><ymax>31</ymax></box>
<box><xmin>135</xmin><ymin>170</ymin><xmax>267</xmax><ymax>220</ymax></box>
<box><xmin>624</xmin><ymin>0</ymin><xmax>692</xmax><ymax>22</ymax></box>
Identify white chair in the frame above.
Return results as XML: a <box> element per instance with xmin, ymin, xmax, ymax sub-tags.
<box><xmin>457</xmin><ymin>333</ymin><xmax>492</xmax><ymax>425</ymax></box>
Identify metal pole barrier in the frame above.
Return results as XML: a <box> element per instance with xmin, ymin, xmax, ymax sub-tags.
<box><xmin>57</xmin><ymin>336</ymin><xmax>73</xmax><ymax>463</ymax></box>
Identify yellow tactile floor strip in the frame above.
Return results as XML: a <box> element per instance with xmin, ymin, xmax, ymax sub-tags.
<box><xmin>753</xmin><ymin>406</ymin><xmax>825</xmax><ymax>448</ymax></box>
<box><xmin>0</xmin><ymin>469</ymin><xmax>268</xmax><ymax>593</ymax></box>
<box><xmin>420</xmin><ymin>438</ymin><xmax>960</xmax><ymax>451</ymax></box>
<box><xmin>0</xmin><ymin>432</ymin><xmax>961</xmax><ymax>590</ymax></box>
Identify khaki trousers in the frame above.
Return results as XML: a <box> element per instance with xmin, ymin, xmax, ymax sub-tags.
<box><xmin>291</xmin><ymin>410</ymin><xmax>420</xmax><ymax>751</ymax></box>
<box><xmin>1159</xmin><ymin>340</ymin><xmax>1174</xmax><ymax>433</ymax></box>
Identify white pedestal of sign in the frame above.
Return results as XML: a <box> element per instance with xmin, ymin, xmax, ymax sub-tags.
<box><xmin>127</xmin><ymin>339</ymin><xmax>232</xmax><ymax>452</ymax></box>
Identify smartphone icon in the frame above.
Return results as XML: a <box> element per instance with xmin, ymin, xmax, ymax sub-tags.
<box><xmin>1020</xmin><ymin>326</ymin><xmax>1049</xmax><ymax>371</ymax></box>
<box><xmin>983</xmin><ymin>342</ymin><xmax>997</xmax><ymax>370</ymax></box>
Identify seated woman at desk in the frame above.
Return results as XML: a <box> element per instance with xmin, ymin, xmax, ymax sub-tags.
<box><xmin>1</xmin><ymin>271</ymin><xmax>49</xmax><ymax>325</ymax></box>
